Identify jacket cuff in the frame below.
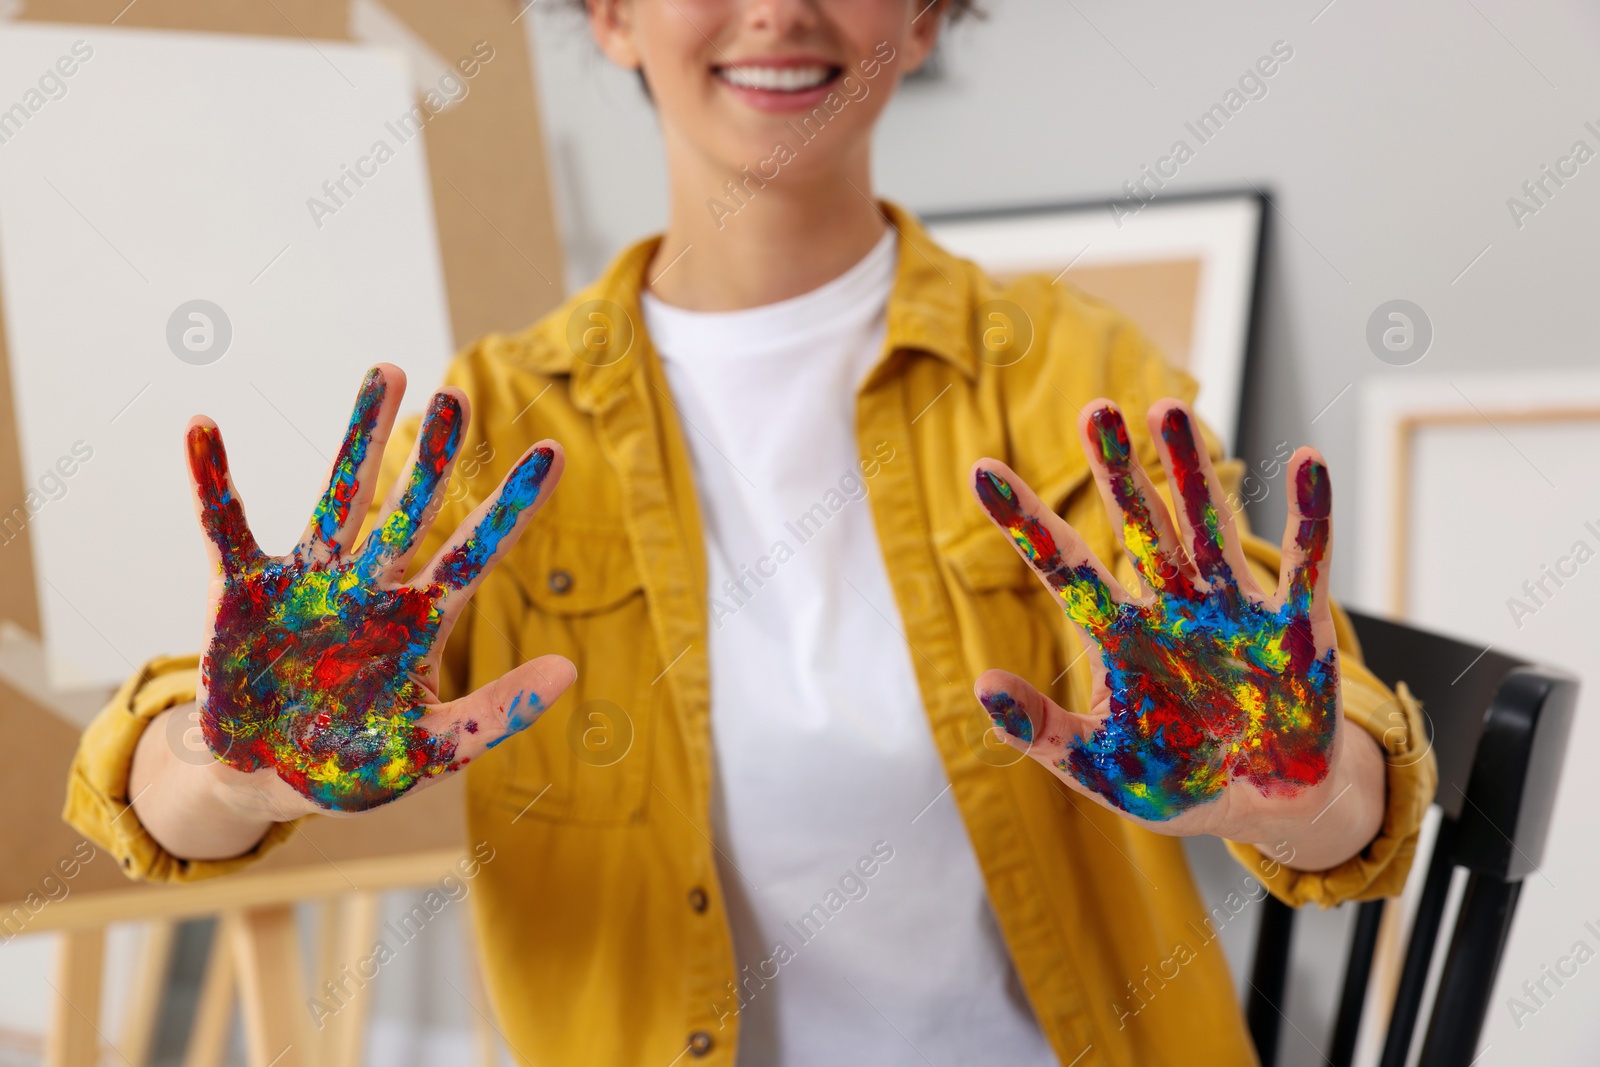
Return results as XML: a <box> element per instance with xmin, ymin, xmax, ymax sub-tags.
<box><xmin>62</xmin><ymin>655</ymin><xmax>300</xmax><ymax>884</ymax></box>
<box><xmin>1225</xmin><ymin>658</ymin><xmax>1437</xmax><ymax>907</ymax></box>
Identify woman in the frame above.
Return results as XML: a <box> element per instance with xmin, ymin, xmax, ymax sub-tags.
<box><xmin>68</xmin><ymin>1</ymin><xmax>1435</xmax><ymax>1063</ymax></box>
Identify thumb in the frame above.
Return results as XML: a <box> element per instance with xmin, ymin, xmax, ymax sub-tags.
<box><xmin>421</xmin><ymin>655</ymin><xmax>576</xmax><ymax>765</ymax></box>
<box><xmin>976</xmin><ymin>668</ymin><xmax>1099</xmax><ymax>764</ymax></box>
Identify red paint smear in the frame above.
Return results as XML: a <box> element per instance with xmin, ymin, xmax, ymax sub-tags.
<box><xmin>186</xmin><ymin>425</ymin><xmax>261</xmax><ymax>572</ymax></box>
<box><xmin>1160</xmin><ymin>408</ymin><xmax>1227</xmax><ymax>579</ymax></box>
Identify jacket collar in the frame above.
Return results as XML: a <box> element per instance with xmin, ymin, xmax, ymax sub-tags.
<box><xmin>879</xmin><ymin>200</ymin><xmax>980</xmax><ymax>381</ymax></box>
<box><xmin>530</xmin><ymin>200</ymin><xmax>979</xmax><ymax>413</ymax></box>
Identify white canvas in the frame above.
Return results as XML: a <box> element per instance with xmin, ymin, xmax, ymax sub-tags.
<box><xmin>0</xmin><ymin>23</ymin><xmax>455</xmax><ymax>689</ymax></box>
<box><xmin>1354</xmin><ymin>370</ymin><xmax>1600</xmax><ymax>1065</ymax></box>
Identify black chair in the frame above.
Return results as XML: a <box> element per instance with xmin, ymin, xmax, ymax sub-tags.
<box><xmin>1245</xmin><ymin>609</ymin><xmax>1578</xmax><ymax>1067</ymax></box>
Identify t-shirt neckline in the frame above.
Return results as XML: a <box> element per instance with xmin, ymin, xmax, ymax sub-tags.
<box><xmin>643</xmin><ymin>228</ymin><xmax>898</xmax><ymax>361</ymax></box>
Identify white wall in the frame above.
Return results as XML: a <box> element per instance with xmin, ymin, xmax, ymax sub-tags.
<box><xmin>524</xmin><ymin>0</ymin><xmax>1600</xmax><ymax>601</ymax></box>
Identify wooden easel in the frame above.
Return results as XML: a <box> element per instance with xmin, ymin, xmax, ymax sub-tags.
<box><xmin>30</xmin><ymin>839</ymin><xmax>502</xmax><ymax>1067</ymax></box>
<box><xmin>36</xmin><ymin>850</ymin><xmax>455</xmax><ymax>1067</ymax></box>
<box><xmin>0</xmin><ymin>1</ymin><xmax>564</xmax><ymax>1062</ymax></box>
<box><xmin>2</xmin><ymin>639</ymin><xmax>500</xmax><ymax>1066</ymax></box>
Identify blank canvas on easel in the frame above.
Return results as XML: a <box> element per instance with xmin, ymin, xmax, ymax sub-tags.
<box><xmin>0</xmin><ymin>22</ymin><xmax>456</xmax><ymax>689</ymax></box>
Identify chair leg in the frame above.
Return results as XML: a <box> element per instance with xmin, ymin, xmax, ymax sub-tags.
<box><xmin>1378</xmin><ymin>816</ymin><xmax>1459</xmax><ymax>1067</ymax></box>
<box><xmin>46</xmin><ymin>928</ymin><xmax>105</xmax><ymax>1067</ymax></box>
<box><xmin>1247</xmin><ymin>895</ymin><xmax>1297</xmax><ymax>1067</ymax></box>
<box><xmin>1328</xmin><ymin>899</ymin><xmax>1385</xmax><ymax>1067</ymax></box>
<box><xmin>1416</xmin><ymin>876</ymin><xmax>1522</xmax><ymax>1067</ymax></box>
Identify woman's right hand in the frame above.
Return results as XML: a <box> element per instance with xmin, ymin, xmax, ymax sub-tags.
<box><xmin>131</xmin><ymin>364</ymin><xmax>573</xmax><ymax>852</ymax></box>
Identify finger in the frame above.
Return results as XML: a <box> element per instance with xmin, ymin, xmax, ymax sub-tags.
<box><xmin>298</xmin><ymin>365</ymin><xmax>404</xmax><ymax>562</ymax></box>
<box><xmin>970</xmin><ymin>460</ymin><xmax>1127</xmax><ymax>633</ymax></box>
<box><xmin>977</xmin><ymin>668</ymin><xmax>1099</xmax><ymax>756</ymax></box>
<box><xmin>1149</xmin><ymin>400</ymin><xmax>1262</xmax><ymax>597</ymax></box>
<box><xmin>418</xmin><ymin>654</ymin><xmax>576</xmax><ymax>765</ymax></box>
<box><xmin>1276</xmin><ymin>448</ymin><xmax>1334</xmax><ymax>623</ymax></box>
<box><xmin>1078</xmin><ymin>401</ymin><xmax>1199</xmax><ymax>598</ymax></box>
<box><xmin>353</xmin><ymin>389</ymin><xmax>468</xmax><ymax>583</ymax></box>
<box><xmin>421</xmin><ymin>443</ymin><xmax>564</xmax><ymax>605</ymax></box>
<box><xmin>977</xmin><ymin>670</ymin><xmax>1148</xmax><ymax>817</ymax></box>
<box><xmin>185</xmin><ymin>418</ymin><xmax>265</xmax><ymax>577</ymax></box>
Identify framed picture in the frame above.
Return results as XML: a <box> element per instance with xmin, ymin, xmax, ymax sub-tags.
<box><xmin>923</xmin><ymin>189</ymin><xmax>1268</xmax><ymax>454</ymax></box>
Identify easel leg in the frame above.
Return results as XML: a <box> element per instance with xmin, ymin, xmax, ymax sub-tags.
<box><xmin>183</xmin><ymin>921</ymin><xmax>236</xmax><ymax>1067</ymax></box>
<box><xmin>46</xmin><ymin>928</ymin><xmax>105</xmax><ymax>1067</ymax></box>
<box><xmin>319</xmin><ymin>892</ymin><xmax>380</xmax><ymax>1067</ymax></box>
<box><xmin>461</xmin><ymin>919</ymin><xmax>500</xmax><ymax>1067</ymax></box>
<box><xmin>228</xmin><ymin>906</ymin><xmax>315</xmax><ymax>1067</ymax></box>
<box><xmin>121</xmin><ymin>920</ymin><xmax>177</xmax><ymax>1067</ymax></box>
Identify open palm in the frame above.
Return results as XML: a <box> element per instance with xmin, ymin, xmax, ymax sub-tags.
<box><xmin>187</xmin><ymin>365</ymin><xmax>571</xmax><ymax>815</ymax></box>
<box><xmin>972</xmin><ymin>400</ymin><xmax>1340</xmax><ymax>838</ymax></box>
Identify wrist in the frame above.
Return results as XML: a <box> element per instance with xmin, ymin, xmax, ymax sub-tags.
<box><xmin>1251</xmin><ymin>723</ymin><xmax>1386</xmax><ymax>874</ymax></box>
<box><xmin>131</xmin><ymin>706</ymin><xmax>280</xmax><ymax>861</ymax></box>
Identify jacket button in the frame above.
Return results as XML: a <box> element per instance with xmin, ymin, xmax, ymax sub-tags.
<box><xmin>688</xmin><ymin>886</ymin><xmax>708</xmax><ymax>913</ymax></box>
<box><xmin>688</xmin><ymin>1031</ymin><xmax>714</xmax><ymax>1057</ymax></box>
<box><xmin>547</xmin><ymin>569</ymin><xmax>574</xmax><ymax>594</ymax></box>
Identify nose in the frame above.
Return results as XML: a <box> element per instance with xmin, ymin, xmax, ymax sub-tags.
<box><xmin>741</xmin><ymin>0</ymin><xmax>821</xmax><ymax>35</ymax></box>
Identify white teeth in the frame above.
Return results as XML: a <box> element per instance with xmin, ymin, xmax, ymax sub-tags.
<box><xmin>719</xmin><ymin>65</ymin><xmax>832</xmax><ymax>92</ymax></box>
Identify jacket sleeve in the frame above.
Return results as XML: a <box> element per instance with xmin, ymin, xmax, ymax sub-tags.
<box><xmin>61</xmin><ymin>655</ymin><xmax>304</xmax><ymax>883</ymax></box>
<box><xmin>1098</xmin><ymin>317</ymin><xmax>1438</xmax><ymax>907</ymax></box>
<box><xmin>62</xmin><ymin>399</ymin><xmax>457</xmax><ymax>883</ymax></box>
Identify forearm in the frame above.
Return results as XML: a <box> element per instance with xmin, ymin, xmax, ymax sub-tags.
<box><xmin>129</xmin><ymin>705</ymin><xmax>278</xmax><ymax>861</ymax></box>
<box><xmin>1250</xmin><ymin>723</ymin><xmax>1386</xmax><ymax>873</ymax></box>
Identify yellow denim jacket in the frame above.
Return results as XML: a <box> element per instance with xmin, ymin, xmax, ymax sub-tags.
<box><xmin>66</xmin><ymin>204</ymin><xmax>1434</xmax><ymax>1067</ymax></box>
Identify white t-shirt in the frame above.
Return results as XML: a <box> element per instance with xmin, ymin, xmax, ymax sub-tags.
<box><xmin>646</xmin><ymin>231</ymin><xmax>1055</xmax><ymax>1066</ymax></box>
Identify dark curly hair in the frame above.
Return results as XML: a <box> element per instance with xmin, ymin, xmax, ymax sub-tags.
<box><xmin>557</xmin><ymin>0</ymin><xmax>983</xmax><ymax>20</ymax></box>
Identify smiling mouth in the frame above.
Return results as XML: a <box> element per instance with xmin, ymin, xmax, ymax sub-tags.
<box><xmin>714</xmin><ymin>63</ymin><xmax>842</xmax><ymax>94</ymax></box>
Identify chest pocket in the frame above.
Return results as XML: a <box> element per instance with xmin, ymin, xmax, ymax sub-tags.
<box><xmin>487</xmin><ymin>519</ymin><xmax>657</xmax><ymax>825</ymax></box>
<box><xmin>937</xmin><ymin>464</ymin><xmax>1093</xmax><ymax>595</ymax></box>
<box><xmin>939</xmin><ymin>517</ymin><xmax>1034</xmax><ymax>594</ymax></box>
<box><xmin>934</xmin><ymin>468</ymin><xmax>1094</xmax><ymax>696</ymax></box>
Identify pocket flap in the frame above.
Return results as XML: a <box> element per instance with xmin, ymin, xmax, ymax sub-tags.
<box><xmin>939</xmin><ymin>465</ymin><xmax>1093</xmax><ymax>593</ymax></box>
<box><xmin>508</xmin><ymin>519</ymin><xmax>643</xmax><ymax>615</ymax></box>
<box><xmin>938</xmin><ymin>518</ymin><xmax>1033</xmax><ymax>593</ymax></box>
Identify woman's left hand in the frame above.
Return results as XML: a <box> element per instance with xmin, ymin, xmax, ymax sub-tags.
<box><xmin>970</xmin><ymin>398</ymin><xmax>1383</xmax><ymax>867</ymax></box>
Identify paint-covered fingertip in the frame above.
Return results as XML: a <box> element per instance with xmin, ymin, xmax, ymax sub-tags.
<box><xmin>1085</xmin><ymin>404</ymin><xmax>1132</xmax><ymax>468</ymax></box>
<box><xmin>185</xmin><ymin>422</ymin><xmax>227</xmax><ymax>480</ymax></box>
<box><xmin>979</xmin><ymin>689</ymin><xmax>1033</xmax><ymax>745</ymax></box>
<box><xmin>418</xmin><ymin>393</ymin><xmax>466</xmax><ymax>460</ymax></box>
<box><xmin>494</xmin><ymin>446</ymin><xmax>559</xmax><ymax>511</ymax></box>
<box><xmin>358</xmin><ymin>363</ymin><xmax>388</xmax><ymax>391</ymax></box>
<box><xmin>366</xmin><ymin>361</ymin><xmax>405</xmax><ymax>381</ymax></box>
<box><xmin>524</xmin><ymin>446</ymin><xmax>557</xmax><ymax>494</ymax></box>
<box><xmin>1295</xmin><ymin>457</ymin><xmax>1332</xmax><ymax>519</ymax></box>
<box><xmin>971</xmin><ymin>464</ymin><xmax>1016</xmax><ymax>515</ymax></box>
<box><xmin>422</xmin><ymin>389</ymin><xmax>465</xmax><ymax>421</ymax></box>
<box><xmin>1157</xmin><ymin>403</ymin><xmax>1203</xmax><ymax>458</ymax></box>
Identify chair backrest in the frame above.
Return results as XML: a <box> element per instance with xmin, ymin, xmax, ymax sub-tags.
<box><xmin>1246</xmin><ymin>609</ymin><xmax>1578</xmax><ymax>1067</ymax></box>
<box><xmin>1338</xmin><ymin>611</ymin><xmax>1521</xmax><ymax>822</ymax></box>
